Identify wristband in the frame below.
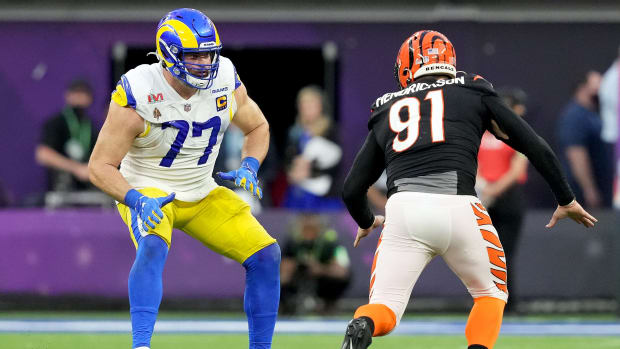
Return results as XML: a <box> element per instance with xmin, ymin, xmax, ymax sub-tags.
<box><xmin>241</xmin><ymin>157</ymin><xmax>260</xmax><ymax>174</ymax></box>
<box><xmin>124</xmin><ymin>189</ymin><xmax>142</xmax><ymax>208</ymax></box>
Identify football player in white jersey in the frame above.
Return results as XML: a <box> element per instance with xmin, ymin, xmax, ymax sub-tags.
<box><xmin>88</xmin><ymin>8</ymin><xmax>280</xmax><ymax>349</ymax></box>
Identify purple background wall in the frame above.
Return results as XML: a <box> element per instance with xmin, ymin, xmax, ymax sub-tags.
<box><xmin>1</xmin><ymin>21</ymin><xmax>619</xmax><ymax>207</ymax></box>
<box><xmin>1</xmin><ymin>208</ymin><xmax>617</xmax><ymax>300</ymax></box>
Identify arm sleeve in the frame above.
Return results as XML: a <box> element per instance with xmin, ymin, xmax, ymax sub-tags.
<box><xmin>342</xmin><ymin>130</ymin><xmax>386</xmax><ymax>229</ymax></box>
<box><xmin>482</xmin><ymin>94</ymin><xmax>575</xmax><ymax>205</ymax></box>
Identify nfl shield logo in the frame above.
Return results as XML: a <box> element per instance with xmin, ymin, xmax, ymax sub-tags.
<box><xmin>184</xmin><ymin>104</ymin><xmax>192</xmax><ymax>112</ymax></box>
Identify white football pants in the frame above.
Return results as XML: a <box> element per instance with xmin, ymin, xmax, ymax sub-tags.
<box><xmin>368</xmin><ymin>191</ymin><xmax>508</xmax><ymax>324</ymax></box>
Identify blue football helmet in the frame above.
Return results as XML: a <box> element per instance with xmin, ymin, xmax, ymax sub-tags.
<box><xmin>156</xmin><ymin>8</ymin><xmax>222</xmax><ymax>89</ymax></box>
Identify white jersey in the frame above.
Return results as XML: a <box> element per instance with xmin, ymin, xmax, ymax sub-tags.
<box><xmin>111</xmin><ymin>57</ymin><xmax>240</xmax><ymax>202</ymax></box>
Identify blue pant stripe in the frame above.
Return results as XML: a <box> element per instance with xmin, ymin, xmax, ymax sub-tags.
<box><xmin>130</xmin><ymin>209</ymin><xmax>141</xmax><ymax>244</ymax></box>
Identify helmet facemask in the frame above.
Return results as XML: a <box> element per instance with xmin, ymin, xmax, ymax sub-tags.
<box><xmin>159</xmin><ymin>40</ymin><xmax>221</xmax><ymax>90</ymax></box>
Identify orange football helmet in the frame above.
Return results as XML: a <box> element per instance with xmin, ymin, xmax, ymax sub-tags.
<box><xmin>394</xmin><ymin>30</ymin><xmax>457</xmax><ymax>89</ymax></box>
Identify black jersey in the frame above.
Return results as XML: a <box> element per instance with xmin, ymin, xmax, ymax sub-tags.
<box><xmin>369</xmin><ymin>72</ymin><xmax>495</xmax><ymax>197</ymax></box>
<box><xmin>343</xmin><ymin>72</ymin><xmax>574</xmax><ymax>229</ymax></box>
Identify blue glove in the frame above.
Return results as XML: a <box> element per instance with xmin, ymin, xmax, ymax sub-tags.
<box><xmin>217</xmin><ymin>157</ymin><xmax>262</xmax><ymax>199</ymax></box>
<box><xmin>124</xmin><ymin>189</ymin><xmax>176</xmax><ymax>232</ymax></box>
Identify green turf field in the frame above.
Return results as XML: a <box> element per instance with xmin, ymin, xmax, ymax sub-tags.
<box><xmin>4</xmin><ymin>333</ymin><xmax>620</xmax><ymax>349</ymax></box>
<box><xmin>3</xmin><ymin>312</ymin><xmax>619</xmax><ymax>348</ymax></box>
<box><xmin>1</xmin><ymin>310</ymin><xmax>616</xmax><ymax>321</ymax></box>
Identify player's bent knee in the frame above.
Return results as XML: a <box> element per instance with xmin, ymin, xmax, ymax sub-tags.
<box><xmin>137</xmin><ymin>235</ymin><xmax>169</xmax><ymax>262</ymax></box>
<box><xmin>243</xmin><ymin>242</ymin><xmax>281</xmax><ymax>272</ymax></box>
<box><xmin>470</xmin><ymin>286</ymin><xmax>508</xmax><ymax>304</ymax></box>
<box><xmin>267</xmin><ymin>242</ymin><xmax>281</xmax><ymax>264</ymax></box>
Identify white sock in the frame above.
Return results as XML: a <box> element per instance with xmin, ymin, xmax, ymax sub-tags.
<box><xmin>135</xmin><ymin>347</ymin><xmax>150</xmax><ymax>349</ymax></box>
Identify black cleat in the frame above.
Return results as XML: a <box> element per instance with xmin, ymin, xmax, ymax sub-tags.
<box><xmin>340</xmin><ymin>317</ymin><xmax>373</xmax><ymax>349</ymax></box>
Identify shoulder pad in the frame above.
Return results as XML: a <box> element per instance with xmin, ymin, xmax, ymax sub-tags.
<box><xmin>111</xmin><ymin>75</ymin><xmax>136</xmax><ymax>108</ymax></box>
<box><xmin>371</xmin><ymin>88</ymin><xmax>403</xmax><ymax>112</ymax></box>
<box><xmin>111</xmin><ymin>64</ymin><xmax>155</xmax><ymax>109</ymax></box>
<box><xmin>458</xmin><ymin>71</ymin><xmax>497</xmax><ymax>95</ymax></box>
<box><xmin>223</xmin><ymin>57</ymin><xmax>242</xmax><ymax>90</ymax></box>
<box><xmin>368</xmin><ymin>99</ymin><xmax>382</xmax><ymax>130</ymax></box>
<box><xmin>367</xmin><ymin>88</ymin><xmax>408</xmax><ymax>130</ymax></box>
<box><xmin>216</xmin><ymin>56</ymin><xmax>241</xmax><ymax>90</ymax></box>
<box><xmin>368</xmin><ymin>104</ymin><xmax>386</xmax><ymax>130</ymax></box>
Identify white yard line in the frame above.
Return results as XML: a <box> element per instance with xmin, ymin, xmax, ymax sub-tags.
<box><xmin>1</xmin><ymin>320</ymin><xmax>619</xmax><ymax>335</ymax></box>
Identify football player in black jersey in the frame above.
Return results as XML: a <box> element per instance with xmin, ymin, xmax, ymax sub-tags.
<box><xmin>339</xmin><ymin>30</ymin><xmax>596</xmax><ymax>349</ymax></box>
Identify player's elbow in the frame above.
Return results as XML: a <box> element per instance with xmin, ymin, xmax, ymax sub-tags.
<box><xmin>87</xmin><ymin>159</ymin><xmax>98</xmax><ymax>185</ymax></box>
<box><xmin>87</xmin><ymin>157</ymin><xmax>106</xmax><ymax>187</ymax></box>
<box><xmin>259</xmin><ymin>118</ymin><xmax>270</xmax><ymax>136</ymax></box>
<box><xmin>244</xmin><ymin>117</ymin><xmax>269</xmax><ymax>140</ymax></box>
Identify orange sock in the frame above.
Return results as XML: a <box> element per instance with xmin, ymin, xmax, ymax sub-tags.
<box><xmin>353</xmin><ymin>303</ymin><xmax>397</xmax><ymax>336</ymax></box>
<box><xmin>465</xmin><ymin>297</ymin><xmax>505</xmax><ymax>349</ymax></box>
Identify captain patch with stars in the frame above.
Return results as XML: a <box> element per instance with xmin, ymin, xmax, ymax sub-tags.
<box><xmin>216</xmin><ymin>95</ymin><xmax>227</xmax><ymax>111</ymax></box>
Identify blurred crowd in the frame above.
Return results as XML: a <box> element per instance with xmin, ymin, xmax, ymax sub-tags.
<box><xmin>0</xmin><ymin>58</ymin><xmax>618</xmax><ymax>212</ymax></box>
<box><xmin>1</xmin><ymin>47</ymin><xmax>619</xmax><ymax>314</ymax></box>
<box><xmin>214</xmin><ymin>85</ymin><xmax>343</xmax><ymax>214</ymax></box>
